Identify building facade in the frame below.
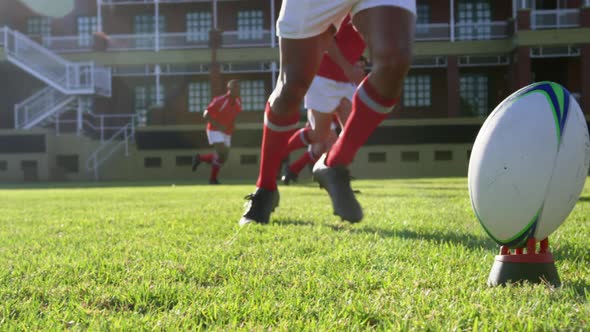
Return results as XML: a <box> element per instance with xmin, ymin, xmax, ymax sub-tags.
<box><xmin>0</xmin><ymin>0</ymin><xmax>589</xmax><ymax>182</ymax></box>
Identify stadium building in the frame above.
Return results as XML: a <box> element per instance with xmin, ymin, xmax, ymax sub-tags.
<box><xmin>0</xmin><ymin>0</ymin><xmax>589</xmax><ymax>182</ymax></box>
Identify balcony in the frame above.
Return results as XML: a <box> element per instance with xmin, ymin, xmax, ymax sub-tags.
<box><xmin>415</xmin><ymin>21</ymin><xmax>513</xmax><ymax>42</ymax></box>
<box><xmin>221</xmin><ymin>30</ymin><xmax>274</xmax><ymax>48</ymax></box>
<box><xmin>454</xmin><ymin>21</ymin><xmax>513</xmax><ymax>41</ymax></box>
<box><xmin>415</xmin><ymin>23</ymin><xmax>451</xmax><ymax>41</ymax></box>
<box><xmin>100</xmin><ymin>0</ymin><xmax>212</xmax><ymax>5</ymax></box>
<box><xmin>43</xmin><ymin>30</ymin><xmax>275</xmax><ymax>53</ymax></box>
<box><xmin>531</xmin><ymin>9</ymin><xmax>580</xmax><ymax>30</ymax></box>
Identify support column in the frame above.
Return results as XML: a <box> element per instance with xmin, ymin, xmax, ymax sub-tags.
<box><xmin>155</xmin><ymin>0</ymin><xmax>160</xmax><ymax>52</ymax></box>
<box><xmin>517</xmin><ymin>8</ymin><xmax>531</xmax><ymax>30</ymax></box>
<box><xmin>447</xmin><ymin>56</ymin><xmax>460</xmax><ymax>117</ymax></box>
<box><xmin>270</xmin><ymin>0</ymin><xmax>276</xmax><ymax>48</ymax></box>
<box><xmin>449</xmin><ymin>0</ymin><xmax>455</xmax><ymax>42</ymax></box>
<box><xmin>512</xmin><ymin>47</ymin><xmax>531</xmax><ymax>91</ymax></box>
<box><xmin>209</xmin><ymin>2</ymin><xmax>223</xmax><ymax>97</ymax></box>
<box><xmin>96</xmin><ymin>0</ymin><xmax>102</xmax><ymax>32</ymax></box>
<box><xmin>77</xmin><ymin>97</ymin><xmax>83</xmax><ymax>136</ymax></box>
<box><xmin>209</xmin><ymin>29</ymin><xmax>223</xmax><ymax>97</ymax></box>
<box><xmin>213</xmin><ymin>0</ymin><xmax>218</xmax><ymax>30</ymax></box>
<box><xmin>581</xmin><ymin>45</ymin><xmax>590</xmax><ymax>112</ymax></box>
<box><xmin>582</xmin><ymin>5</ymin><xmax>590</xmax><ymax>27</ymax></box>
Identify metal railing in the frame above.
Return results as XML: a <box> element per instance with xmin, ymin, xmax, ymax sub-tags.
<box><xmin>454</xmin><ymin>21</ymin><xmax>513</xmax><ymax>41</ymax></box>
<box><xmin>86</xmin><ymin>122</ymin><xmax>136</xmax><ymax>180</ymax></box>
<box><xmin>221</xmin><ymin>30</ymin><xmax>273</xmax><ymax>48</ymax></box>
<box><xmin>93</xmin><ymin>66</ymin><xmax>112</xmax><ymax>97</ymax></box>
<box><xmin>530</xmin><ymin>45</ymin><xmax>581</xmax><ymax>58</ymax></box>
<box><xmin>53</xmin><ymin>108</ymin><xmax>136</xmax><ymax>143</ymax></box>
<box><xmin>2</xmin><ymin>27</ymin><xmax>94</xmax><ymax>94</ymax></box>
<box><xmin>14</xmin><ymin>86</ymin><xmax>76</xmax><ymax>129</ymax></box>
<box><xmin>531</xmin><ymin>9</ymin><xmax>580</xmax><ymax>30</ymax></box>
<box><xmin>221</xmin><ymin>62</ymin><xmax>272</xmax><ymax>73</ymax></box>
<box><xmin>2</xmin><ymin>26</ymin><xmax>112</xmax><ymax>97</ymax></box>
<box><xmin>42</xmin><ymin>35</ymin><xmax>94</xmax><ymax>53</ymax></box>
<box><xmin>101</xmin><ymin>0</ymin><xmax>212</xmax><ymax>4</ymax></box>
<box><xmin>415</xmin><ymin>23</ymin><xmax>451</xmax><ymax>41</ymax></box>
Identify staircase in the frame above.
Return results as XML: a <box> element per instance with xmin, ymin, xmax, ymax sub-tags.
<box><xmin>86</xmin><ymin>122</ymin><xmax>136</xmax><ymax>180</ymax></box>
<box><xmin>0</xmin><ymin>26</ymin><xmax>112</xmax><ymax>129</ymax></box>
<box><xmin>1</xmin><ymin>26</ymin><xmax>131</xmax><ymax>180</ymax></box>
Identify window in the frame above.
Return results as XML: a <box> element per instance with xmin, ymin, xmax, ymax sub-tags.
<box><xmin>56</xmin><ymin>155</ymin><xmax>79</xmax><ymax>173</ymax></box>
<box><xmin>186</xmin><ymin>12</ymin><xmax>211</xmax><ymax>42</ymax></box>
<box><xmin>435</xmin><ymin>150</ymin><xmax>453</xmax><ymax>161</ymax></box>
<box><xmin>78</xmin><ymin>16</ymin><xmax>98</xmax><ymax>46</ymax></box>
<box><xmin>144</xmin><ymin>157</ymin><xmax>162</xmax><ymax>168</ymax></box>
<box><xmin>150</xmin><ymin>84</ymin><xmax>165</xmax><ymax>107</ymax></box>
<box><xmin>240</xmin><ymin>80</ymin><xmax>266</xmax><ymax>111</ymax></box>
<box><xmin>403</xmin><ymin>75</ymin><xmax>431</xmax><ymax>107</ymax></box>
<box><xmin>135</xmin><ymin>84</ymin><xmax>165</xmax><ymax>126</ymax></box>
<box><xmin>401</xmin><ymin>151</ymin><xmax>420</xmax><ymax>162</ymax></box>
<box><xmin>416</xmin><ymin>3</ymin><xmax>431</xmax><ymax>34</ymax></box>
<box><xmin>0</xmin><ymin>161</ymin><xmax>7</xmax><ymax>171</ymax></box>
<box><xmin>135</xmin><ymin>86</ymin><xmax>148</xmax><ymax>113</ymax></box>
<box><xmin>237</xmin><ymin>10</ymin><xmax>264</xmax><ymax>40</ymax></box>
<box><xmin>460</xmin><ymin>74</ymin><xmax>488</xmax><ymax>116</ymax></box>
<box><xmin>188</xmin><ymin>82</ymin><xmax>211</xmax><ymax>112</ymax></box>
<box><xmin>368</xmin><ymin>152</ymin><xmax>387</xmax><ymax>163</ymax></box>
<box><xmin>134</xmin><ymin>15</ymin><xmax>166</xmax><ymax>48</ymax></box>
<box><xmin>27</xmin><ymin>17</ymin><xmax>51</xmax><ymax>36</ymax></box>
<box><xmin>135</xmin><ymin>85</ymin><xmax>165</xmax><ymax>110</ymax></box>
<box><xmin>79</xmin><ymin>97</ymin><xmax>94</xmax><ymax>113</ymax></box>
<box><xmin>457</xmin><ymin>0</ymin><xmax>491</xmax><ymax>40</ymax></box>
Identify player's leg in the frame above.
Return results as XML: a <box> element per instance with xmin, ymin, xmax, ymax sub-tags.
<box><xmin>314</xmin><ymin>3</ymin><xmax>416</xmax><ymax>222</ymax></box>
<box><xmin>209</xmin><ymin>142</ymin><xmax>228</xmax><ymax>184</ymax></box>
<box><xmin>240</xmin><ymin>0</ymin><xmax>354</xmax><ymax>225</ymax></box>
<box><xmin>192</xmin><ymin>130</ymin><xmax>218</xmax><ymax>171</ymax></box>
<box><xmin>286</xmin><ymin>76</ymin><xmax>343</xmax><ymax>153</ymax></box>
<box><xmin>334</xmin><ymin>97</ymin><xmax>352</xmax><ymax>129</ymax></box>
<box><xmin>282</xmin><ymin>149</ymin><xmax>313</xmax><ymax>185</ymax></box>
<box><xmin>240</xmin><ymin>34</ymin><xmax>335</xmax><ymax>225</ymax></box>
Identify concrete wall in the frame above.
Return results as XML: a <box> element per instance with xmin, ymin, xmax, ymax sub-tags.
<box><xmin>0</xmin><ymin>127</ymin><xmax>476</xmax><ymax>183</ymax></box>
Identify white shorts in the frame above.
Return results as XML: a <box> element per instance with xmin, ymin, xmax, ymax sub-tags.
<box><xmin>207</xmin><ymin>130</ymin><xmax>231</xmax><ymax>147</ymax></box>
<box><xmin>305</xmin><ymin>75</ymin><xmax>356</xmax><ymax>114</ymax></box>
<box><xmin>277</xmin><ymin>0</ymin><xmax>416</xmax><ymax>39</ymax></box>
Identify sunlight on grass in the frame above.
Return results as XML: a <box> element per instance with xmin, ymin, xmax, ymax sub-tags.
<box><xmin>0</xmin><ymin>178</ymin><xmax>588</xmax><ymax>330</ymax></box>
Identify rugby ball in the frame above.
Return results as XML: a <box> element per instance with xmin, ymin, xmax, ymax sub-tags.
<box><xmin>468</xmin><ymin>81</ymin><xmax>590</xmax><ymax>248</ymax></box>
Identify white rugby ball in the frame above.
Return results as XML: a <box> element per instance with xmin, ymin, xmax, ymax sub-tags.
<box><xmin>468</xmin><ymin>81</ymin><xmax>590</xmax><ymax>248</ymax></box>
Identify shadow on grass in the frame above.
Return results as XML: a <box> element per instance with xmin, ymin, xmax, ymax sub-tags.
<box><xmin>332</xmin><ymin>225</ymin><xmax>497</xmax><ymax>251</ymax></box>
<box><xmin>272</xmin><ymin>219</ymin><xmax>315</xmax><ymax>227</ymax></box>
<box><xmin>553</xmin><ymin>242</ymin><xmax>590</xmax><ymax>264</ymax></box>
<box><xmin>563</xmin><ymin>280</ymin><xmax>590</xmax><ymax>299</ymax></box>
<box><xmin>578</xmin><ymin>196</ymin><xmax>590</xmax><ymax>202</ymax></box>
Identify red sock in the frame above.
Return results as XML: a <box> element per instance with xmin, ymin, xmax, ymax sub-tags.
<box><xmin>326</xmin><ymin>77</ymin><xmax>397</xmax><ymax>167</ymax></box>
<box><xmin>199</xmin><ymin>153</ymin><xmax>215</xmax><ymax>164</ymax></box>
<box><xmin>289</xmin><ymin>151</ymin><xmax>315</xmax><ymax>175</ymax></box>
<box><xmin>256</xmin><ymin>103</ymin><xmax>300</xmax><ymax>190</ymax></box>
<box><xmin>210</xmin><ymin>158</ymin><xmax>223</xmax><ymax>182</ymax></box>
<box><xmin>286</xmin><ymin>127</ymin><xmax>312</xmax><ymax>153</ymax></box>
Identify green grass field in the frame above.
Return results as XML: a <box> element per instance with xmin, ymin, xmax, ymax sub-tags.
<box><xmin>0</xmin><ymin>178</ymin><xmax>589</xmax><ymax>330</ymax></box>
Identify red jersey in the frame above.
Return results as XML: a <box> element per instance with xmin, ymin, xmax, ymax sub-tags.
<box><xmin>205</xmin><ymin>92</ymin><xmax>242</xmax><ymax>135</ymax></box>
<box><xmin>317</xmin><ymin>16</ymin><xmax>366</xmax><ymax>83</ymax></box>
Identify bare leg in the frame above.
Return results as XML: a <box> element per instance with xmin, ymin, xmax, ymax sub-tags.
<box><xmin>314</xmin><ymin>7</ymin><xmax>415</xmax><ymax>223</ymax></box>
<box><xmin>256</xmin><ymin>30</ymin><xmax>334</xmax><ymax>190</ymax></box>
<box><xmin>241</xmin><ymin>28</ymin><xmax>335</xmax><ymax>225</ymax></box>
<box><xmin>326</xmin><ymin>6</ymin><xmax>415</xmax><ymax>167</ymax></box>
